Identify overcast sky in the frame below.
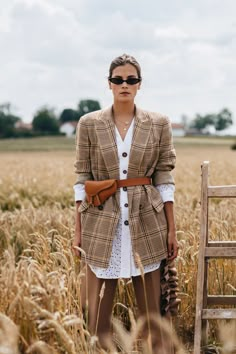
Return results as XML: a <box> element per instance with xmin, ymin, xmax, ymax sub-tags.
<box><xmin>1</xmin><ymin>0</ymin><xmax>236</xmax><ymax>126</ymax></box>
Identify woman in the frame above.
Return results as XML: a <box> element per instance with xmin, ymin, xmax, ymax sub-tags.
<box><xmin>73</xmin><ymin>54</ymin><xmax>178</xmax><ymax>353</ymax></box>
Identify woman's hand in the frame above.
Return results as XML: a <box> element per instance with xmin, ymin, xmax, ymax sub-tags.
<box><xmin>167</xmin><ymin>230</ymin><xmax>179</xmax><ymax>261</ymax></box>
<box><xmin>72</xmin><ymin>201</ymin><xmax>82</xmax><ymax>258</ymax></box>
<box><xmin>163</xmin><ymin>201</ymin><xmax>179</xmax><ymax>261</ymax></box>
<box><xmin>72</xmin><ymin>229</ymin><xmax>81</xmax><ymax>258</ymax></box>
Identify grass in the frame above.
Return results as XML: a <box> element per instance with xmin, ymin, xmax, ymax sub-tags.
<box><xmin>0</xmin><ymin>144</ymin><xmax>236</xmax><ymax>353</ymax></box>
<box><xmin>174</xmin><ymin>135</ymin><xmax>235</xmax><ymax>146</ymax></box>
<box><xmin>0</xmin><ymin>136</ymin><xmax>75</xmax><ymax>152</ymax></box>
<box><xmin>0</xmin><ymin>135</ymin><xmax>235</xmax><ymax>152</ymax></box>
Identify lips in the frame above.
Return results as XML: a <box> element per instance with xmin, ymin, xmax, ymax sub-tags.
<box><xmin>120</xmin><ymin>92</ymin><xmax>130</xmax><ymax>94</ymax></box>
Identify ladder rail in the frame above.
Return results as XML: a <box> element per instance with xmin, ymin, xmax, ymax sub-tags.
<box><xmin>194</xmin><ymin>161</ymin><xmax>210</xmax><ymax>353</ymax></box>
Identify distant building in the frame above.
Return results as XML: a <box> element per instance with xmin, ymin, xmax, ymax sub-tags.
<box><xmin>185</xmin><ymin>127</ymin><xmax>200</xmax><ymax>136</ymax></box>
<box><xmin>59</xmin><ymin>121</ymin><xmax>78</xmax><ymax>137</ymax></box>
<box><xmin>171</xmin><ymin>123</ymin><xmax>185</xmax><ymax>137</ymax></box>
<box><xmin>14</xmin><ymin>121</ymin><xmax>32</xmax><ymax>130</ymax></box>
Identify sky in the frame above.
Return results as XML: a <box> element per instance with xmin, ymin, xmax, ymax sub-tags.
<box><xmin>0</xmin><ymin>0</ymin><xmax>236</xmax><ymax>128</ymax></box>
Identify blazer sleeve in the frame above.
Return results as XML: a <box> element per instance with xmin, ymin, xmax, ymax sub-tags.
<box><xmin>74</xmin><ymin>117</ymin><xmax>93</xmax><ymax>185</ymax></box>
<box><xmin>152</xmin><ymin>116</ymin><xmax>176</xmax><ymax>186</ymax></box>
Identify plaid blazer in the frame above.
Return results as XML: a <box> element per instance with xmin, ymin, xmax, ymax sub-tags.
<box><xmin>74</xmin><ymin>105</ymin><xmax>176</xmax><ymax>268</ymax></box>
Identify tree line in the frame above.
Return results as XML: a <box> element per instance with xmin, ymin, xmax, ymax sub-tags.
<box><xmin>186</xmin><ymin>108</ymin><xmax>233</xmax><ymax>132</ymax></box>
<box><xmin>0</xmin><ymin>100</ymin><xmax>233</xmax><ymax>139</ymax></box>
<box><xmin>0</xmin><ymin>100</ymin><xmax>101</xmax><ymax>138</ymax></box>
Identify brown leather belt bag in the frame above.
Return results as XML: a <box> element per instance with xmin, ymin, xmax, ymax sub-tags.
<box><xmin>85</xmin><ymin>177</ymin><xmax>151</xmax><ymax>207</ymax></box>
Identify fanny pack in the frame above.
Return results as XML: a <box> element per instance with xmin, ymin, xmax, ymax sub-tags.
<box><xmin>85</xmin><ymin>177</ymin><xmax>151</xmax><ymax>207</ymax></box>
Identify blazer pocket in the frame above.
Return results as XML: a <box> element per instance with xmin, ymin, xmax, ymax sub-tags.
<box><xmin>78</xmin><ymin>200</ymin><xmax>89</xmax><ymax>213</ymax></box>
<box><xmin>146</xmin><ymin>185</ymin><xmax>164</xmax><ymax>213</ymax></box>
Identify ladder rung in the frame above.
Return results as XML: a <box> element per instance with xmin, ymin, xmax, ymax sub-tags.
<box><xmin>202</xmin><ymin>309</ymin><xmax>236</xmax><ymax>319</ymax></box>
<box><xmin>208</xmin><ymin>241</ymin><xmax>236</xmax><ymax>247</ymax></box>
<box><xmin>205</xmin><ymin>247</ymin><xmax>236</xmax><ymax>258</ymax></box>
<box><xmin>208</xmin><ymin>185</ymin><xmax>236</xmax><ymax>197</ymax></box>
<box><xmin>207</xmin><ymin>295</ymin><xmax>236</xmax><ymax>306</ymax></box>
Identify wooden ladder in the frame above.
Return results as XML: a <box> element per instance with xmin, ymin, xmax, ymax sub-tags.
<box><xmin>194</xmin><ymin>161</ymin><xmax>236</xmax><ymax>354</ymax></box>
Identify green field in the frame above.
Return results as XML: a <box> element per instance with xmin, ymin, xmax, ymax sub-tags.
<box><xmin>0</xmin><ymin>136</ymin><xmax>75</xmax><ymax>152</ymax></box>
<box><xmin>0</xmin><ymin>135</ymin><xmax>235</xmax><ymax>152</ymax></box>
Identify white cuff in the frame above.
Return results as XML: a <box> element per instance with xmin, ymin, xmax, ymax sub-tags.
<box><xmin>156</xmin><ymin>184</ymin><xmax>175</xmax><ymax>203</ymax></box>
<box><xmin>73</xmin><ymin>184</ymin><xmax>86</xmax><ymax>202</ymax></box>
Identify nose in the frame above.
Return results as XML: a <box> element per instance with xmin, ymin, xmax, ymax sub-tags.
<box><xmin>122</xmin><ymin>80</ymin><xmax>128</xmax><ymax>88</ymax></box>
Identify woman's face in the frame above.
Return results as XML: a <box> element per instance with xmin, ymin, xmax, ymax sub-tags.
<box><xmin>108</xmin><ymin>63</ymin><xmax>141</xmax><ymax>103</ymax></box>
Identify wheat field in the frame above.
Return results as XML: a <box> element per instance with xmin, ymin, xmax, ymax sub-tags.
<box><xmin>0</xmin><ymin>143</ymin><xmax>235</xmax><ymax>353</ymax></box>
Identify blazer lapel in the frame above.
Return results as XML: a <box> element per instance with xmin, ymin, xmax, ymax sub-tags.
<box><xmin>128</xmin><ymin>106</ymin><xmax>152</xmax><ymax>178</ymax></box>
<box><xmin>127</xmin><ymin>106</ymin><xmax>152</xmax><ymax>211</ymax></box>
<box><xmin>96</xmin><ymin>106</ymin><xmax>120</xmax><ymax>179</ymax></box>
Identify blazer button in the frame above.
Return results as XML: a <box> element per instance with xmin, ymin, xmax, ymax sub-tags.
<box><xmin>124</xmin><ymin>220</ymin><xmax>129</xmax><ymax>226</ymax></box>
<box><xmin>123</xmin><ymin>170</ymin><xmax>127</xmax><ymax>174</ymax></box>
<box><xmin>122</xmin><ymin>152</ymin><xmax>127</xmax><ymax>157</ymax></box>
<box><xmin>123</xmin><ymin>187</ymin><xmax>127</xmax><ymax>191</ymax></box>
<box><xmin>98</xmin><ymin>205</ymin><xmax>103</xmax><ymax>210</ymax></box>
<box><xmin>124</xmin><ymin>203</ymin><xmax>128</xmax><ymax>207</ymax></box>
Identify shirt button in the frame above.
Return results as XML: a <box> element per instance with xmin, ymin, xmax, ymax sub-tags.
<box><xmin>124</xmin><ymin>220</ymin><xmax>129</xmax><ymax>226</ymax></box>
<box><xmin>123</xmin><ymin>170</ymin><xmax>127</xmax><ymax>174</ymax></box>
<box><xmin>124</xmin><ymin>203</ymin><xmax>128</xmax><ymax>207</ymax></box>
<box><xmin>122</xmin><ymin>152</ymin><xmax>127</xmax><ymax>157</ymax></box>
<box><xmin>123</xmin><ymin>187</ymin><xmax>127</xmax><ymax>191</ymax></box>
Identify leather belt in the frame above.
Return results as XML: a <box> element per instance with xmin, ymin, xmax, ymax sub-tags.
<box><xmin>117</xmin><ymin>177</ymin><xmax>151</xmax><ymax>188</ymax></box>
<box><xmin>85</xmin><ymin>177</ymin><xmax>152</xmax><ymax>207</ymax></box>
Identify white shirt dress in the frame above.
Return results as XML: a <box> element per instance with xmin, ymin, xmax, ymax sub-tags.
<box><xmin>74</xmin><ymin>120</ymin><xmax>174</xmax><ymax>279</ymax></box>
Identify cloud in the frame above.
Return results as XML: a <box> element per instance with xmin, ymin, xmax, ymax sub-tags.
<box><xmin>154</xmin><ymin>26</ymin><xmax>188</xmax><ymax>40</ymax></box>
<box><xmin>0</xmin><ymin>0</ymin><xmax>235</xmax><ymax>123</ymax></box>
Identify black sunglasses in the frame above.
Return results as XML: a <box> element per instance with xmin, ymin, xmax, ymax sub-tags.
<box><xmin>109</xmin><ymin>77</ymin><xmax>141</xmax><ymax>85</ymax></box>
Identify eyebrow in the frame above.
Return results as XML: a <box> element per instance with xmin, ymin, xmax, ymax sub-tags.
<box><xmin>113</xmin><ymin>75</ymin><xmax>137</xmax><ymax>78</ymax></box>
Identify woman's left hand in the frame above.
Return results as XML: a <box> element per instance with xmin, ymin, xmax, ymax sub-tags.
<box><xmin>167</xmin><ymin>230</ymin><xmax>179</xmax><ymax>261</ymax></box>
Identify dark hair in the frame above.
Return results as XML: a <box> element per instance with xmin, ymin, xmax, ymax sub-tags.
<box><xmin>109</xmin><ymin>53</ymin><xmax>142</xmax><ymax>79</ymax></box>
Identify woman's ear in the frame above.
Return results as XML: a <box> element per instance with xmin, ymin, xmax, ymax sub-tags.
<box><xmin>108</xmin><ymin>79</ymin><xmax>112</xmax><ymax>90</ymax></box>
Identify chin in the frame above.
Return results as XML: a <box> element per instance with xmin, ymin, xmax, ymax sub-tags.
<box><xmin>117</xmin><ymin>97</ymin><xmax>133</xmax><ymax>102</ymax></box>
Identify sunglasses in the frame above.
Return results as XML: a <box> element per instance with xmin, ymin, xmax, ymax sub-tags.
<box><xmin>109</xmin><ymin>77</ymin><xmax>141</xmax><ymax>85</ymax></box>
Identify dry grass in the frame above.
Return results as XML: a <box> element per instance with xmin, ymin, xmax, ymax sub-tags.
<box><xmin>0</xmin><ymin>145</ymin><xmax>236</xmax><ymax>353</ymax></box>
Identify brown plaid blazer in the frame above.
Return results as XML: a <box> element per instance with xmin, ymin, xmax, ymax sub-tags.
<box><xmin>74</xmin><ymin>105</ymin><xmax>176</xmax><ymax>268</ymax></box>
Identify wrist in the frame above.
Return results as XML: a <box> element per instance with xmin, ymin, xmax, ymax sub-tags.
<box><xmin>168</xmin><ymin>227</ymin><xmax>176</xmax><ymax>233</ymax></box>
